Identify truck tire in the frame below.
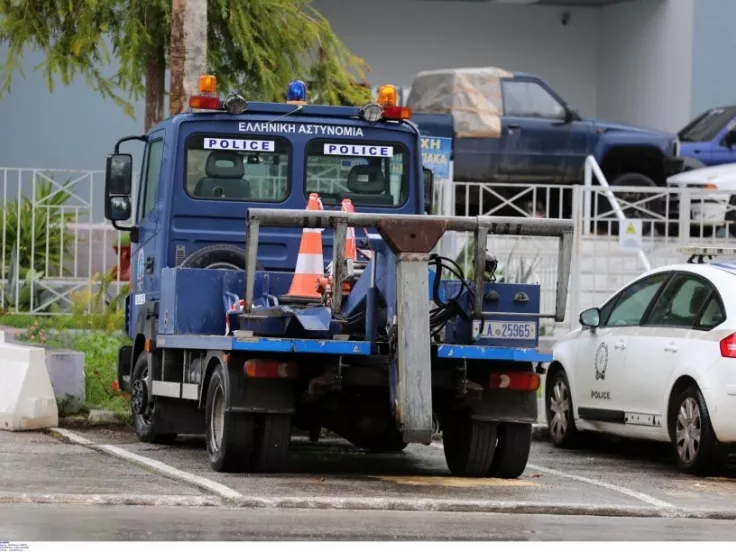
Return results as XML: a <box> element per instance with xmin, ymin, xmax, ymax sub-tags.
<box><xmin>251</xmin><ymin>414</ymin><xmax>292</xmax><ymax>472</ymax></box>
<box><xmin>487</xmin><ymin>422</ymin><xmax>532</xmax><ymax>479</ymax></box>
<box><xmin>205</xmin><ymin>363</ymin><xmax>255</xmax><ymax>472</ymax></box>
<box><xmin>130</xmin><ymin>353</ymin><xmax>177</xmax><ymax>445</ymax></box>
<box><xmin>180</xmin><ymin>243</ymin><xmax>264</xmax><ymax>271</ymax></box>
<box><xmin>442</xmin><ymin>413</ymin><xmax>498</xmax><ymax>477</ymax></box>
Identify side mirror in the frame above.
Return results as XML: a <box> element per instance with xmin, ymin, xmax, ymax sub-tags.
<box><xmin>722</xmin><ymin>129</ymin><xmax>736</xmax><ymax>149</ymax></box>
<box><xmin>423</xmin><ymin>167</ymin><xmax>434</xmax><ymax>214</ymax></box>
<box><xmin>105</xmin><ymin>153</ymin><xmax>133</xmax><ymax>221</ymax></box>
<box><xmin>579</xmin><ymin>307</ymin><xmax>601</xmax><ymax>329</ymax></box>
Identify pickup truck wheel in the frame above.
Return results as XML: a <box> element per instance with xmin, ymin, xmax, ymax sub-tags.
<box><xmin>487</xmin><ymin>422</ymin><xmax>532</xmax><ymax>479</ymax></box>
<box><xmin>442</xmin><ymin>413</ymin><xmax>498</xmax><ymax>477</ymax></box>
<box><xmin>251</xmin><ymin>414</ymin><xmax>292</xmax><ymax>472</ymax></box>
<box><xmin>205</xmin><ymin>364</ymin><xmax>255</xmax><ymax>472</ymax></box>
<box><xmin>180</xmin><ymin>244</ymin><xmax>264</xmax><ymax>271</ymax></box>
<box><xmin>131</xmin><ymin>354</ymin><xmax>177</xmax><ymax>445</ymax></box>
<box><xmin>606</xmin><ymin>173</ymin><xmax>665</xmax><ymax>236</ymax></box>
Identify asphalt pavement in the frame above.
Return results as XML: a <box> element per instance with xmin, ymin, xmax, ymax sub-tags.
<box><xmin>1</xmin><ymin>426</ymin><xmax>736</xmax><ymax>541</ymax></box>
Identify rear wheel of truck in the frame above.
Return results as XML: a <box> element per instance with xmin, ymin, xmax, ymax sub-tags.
<box><xmin>251</xmin><ymin>414</ymin><xmax>292</xmax><ymax>472</ymax></box>
<box><xmin>487</xmin><ymin>422</ymin><xmax>532</xmax><ymax>479</ymax></box>
<box><xmin>442</xmin><ymin>413</ymin><xmax>498</xmax><ymax>477</ymax></box>
<box><xmin>131</xmin><ymin>354</ymin><xmax>177</xmax><ymax>445</ymax></box>
<box><xmin>205</xmin><ymin>364</ymin><xmax>255</xmax><ymax>472</ymax></box>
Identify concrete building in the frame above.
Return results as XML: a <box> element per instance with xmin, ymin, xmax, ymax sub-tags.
<box><xmin>0</xmin><ymin>0</ymin><xmax>734</xmax><ymax>173</ymax></box>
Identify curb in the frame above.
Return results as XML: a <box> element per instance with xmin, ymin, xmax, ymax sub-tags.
<box><xmin>3</xmin><ymin>490</ymin><xmax>736</xmax><ymax>521</ymax></box>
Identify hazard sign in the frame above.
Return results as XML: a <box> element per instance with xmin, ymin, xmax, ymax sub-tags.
<box><xmin>619</xmin><ymin>219</ymin><xmax>642</xmax><ymax>251</ymax></box>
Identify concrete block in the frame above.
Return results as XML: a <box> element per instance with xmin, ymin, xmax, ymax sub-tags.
<box><xmin>0</xmin><ymin>340</ymin><xmax>59</xmax><ymax>431</ymax></box>
<box><xmin>45</xmin><ymin>350</ymin><xmax>86</xmax><ymax>415</ymax></box>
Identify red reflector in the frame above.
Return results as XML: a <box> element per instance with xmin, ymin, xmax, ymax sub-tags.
<box><xmin>244</xmin><ymin>360</ymin><xmax>298</xmax><ymax>379</ymax></box>
<box><xmin>383</xmin><ymin>106</ymin><xmax>412</xmax><ymax>120</ymax></box>
<box><xmin>189</xmin><ymin>95</ymin><xmax>221</xmax><ymax>109</ymax></box>
<box><xmin>720</xmin><ymin>333</ymin><xmax>736</xmax><ymax>358</ymax></box>
<box><xmin>489</xmin><ymin>372</ymin><xmax>540</xmax><ymax>391</ymax></box>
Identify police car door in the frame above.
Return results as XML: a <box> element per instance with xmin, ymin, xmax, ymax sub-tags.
<box><xmin>573</xmin><ymin>272</ymin><xmax>671</xmax><ymax>427</ymax></box>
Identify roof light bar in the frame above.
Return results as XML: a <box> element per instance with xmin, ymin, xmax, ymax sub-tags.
<box><xmin>287</xmin><ymin>80</ymin><xmax>307</xmax><ymax>105</ymax></box>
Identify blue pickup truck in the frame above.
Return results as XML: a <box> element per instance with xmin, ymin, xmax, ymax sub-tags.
<box><xmin>678</xmin><ymin>105</ymin><xmax>736</xmax><ymax>167</ymax></box>
<box><xmin>407</xmin><ymin>67</ymin><xmax>691</xmax><ymax>218</ymax></box>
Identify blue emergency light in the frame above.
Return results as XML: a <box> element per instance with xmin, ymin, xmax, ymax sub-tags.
<box><xmin>287</xmin><ymin>80</ymin><xmax>307</xmax><ymax>104</ymax></box>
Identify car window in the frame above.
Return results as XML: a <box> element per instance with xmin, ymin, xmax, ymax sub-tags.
<box><xmin>502</xmin><ymin>80</ymin><xmax>566</xmax><ymax>120</ymax></box>
<box><xmin>603</xmin><ymin>273</ymin><xmax>669</xmax><ymax>327</ymax></box>
<box><xmin>697</xmin><ymin>297</ymin><xmax>726</xmax><ymax>329</ymax></box>
<box><xmin>141</xmin><ymin>139</ymin><xmax>164</xmax><ymax>219</ymax></box>
<box><xmin>645</xmin><ymin>275</ymin><xmax>712</xmax><ymax>328</ymax></box>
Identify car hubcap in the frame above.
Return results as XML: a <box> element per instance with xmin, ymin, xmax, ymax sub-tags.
<box><xmin>209</xmin><ymin>386</ymin><xmax>226</xmax><ymax>453</ymax></box>
<box><xmin>676</xmin><ymin>397</ymin><xmax>702</xmax><ymax>464</ymax></box>
<box><xmin>549</xmin><ymin>379</ymin><xmax>570</xmax><ymax>441</ymax></box>
<box><xmin>131</xmin><ymin>366</ymin><xmax>152</xmax><ymax>424</ymax></box>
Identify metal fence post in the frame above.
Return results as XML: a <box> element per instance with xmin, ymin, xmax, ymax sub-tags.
<box><xmin>583</xmin><ymin>157</ymin><xmax>593</xmax><ymax>237</ymax></box>
<box><xmin>679</xmin><ymin>189</ymin><xmax>691</xmax><ymax>245</ymax></box>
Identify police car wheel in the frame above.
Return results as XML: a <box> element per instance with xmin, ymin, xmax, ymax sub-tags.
<box><xmin>442</xmin><ymin>414</ymin><xmax>498</xmax><ymax>477</ymax></box>
<box><xmin>671</xmin><ymin>385</ymin><xmax>718</xmax><ymax>475</ymax></box>
<box><xmin>205</xmin><ymin>363</ymin><xmax>255</xmax><ymax>473</ymax></box>
<box><xmin>546</xmin><ymin>369</ymin><xmax>579</xmax><ymax>448</ymax></box>
<box><xmin>131</xmin><ymin>354</ymin><xmax>177</xmax><ymax>445</ymax></box>
<box><xmin>251</xmin><ymin>414</ymin><xmax>292</xmax><ymax>472</ymax></box>
<box><xmin>487</xmin><ymin>422</ymin><xmax>532</xmax><ymax>479</ymax></box>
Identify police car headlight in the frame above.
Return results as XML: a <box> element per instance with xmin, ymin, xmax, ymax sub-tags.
<box><xmin>223</xmin><ymin>93</ymin><xmax>248</xmax><ymax>115</ymax></box>
<box><xmin>360</xmin><ymin>103</ymin><xmax>383</xmax><ymax>124</ymax></box>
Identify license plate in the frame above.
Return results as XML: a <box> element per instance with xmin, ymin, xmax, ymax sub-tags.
<box><xmin>472</xmin><ymin>320</ymin><xmax>536</xmax><ymax>340</ymax></box>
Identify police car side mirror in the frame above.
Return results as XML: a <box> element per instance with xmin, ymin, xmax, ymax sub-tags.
<box><xmin>579</xmin><ymin>307</ymin><xmax>601</xmax><ymax>329</ymax></box>
<box><xmin>423</xmin><ymin>167</ymin><xmax>434</xmax><ymax>214</ymax></box>
<box><xmin>105</xmin><ymin>153</ymin><xmax>133</xmax><ymax>222</ymax></box>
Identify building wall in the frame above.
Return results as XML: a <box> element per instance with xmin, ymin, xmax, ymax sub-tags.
<box><xmin>690</xmin><ymin>0</ymin><xmax>736</xmax><ymax>117</ymax></box>
<box><xmin>597</xmin><ymin>0</ymin><xmax>694</xmax><ymax>133</ymax></box>
<box><xmin>313</xmin><ymin>0</ymin><xmax>602</xmax><ymax>118</ymax></box>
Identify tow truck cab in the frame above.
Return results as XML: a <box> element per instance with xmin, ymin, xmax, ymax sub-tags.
<box><xmin>105</xmin><ymin>79</ymin><xmax>431</xmax><ymax>340</ymax></box>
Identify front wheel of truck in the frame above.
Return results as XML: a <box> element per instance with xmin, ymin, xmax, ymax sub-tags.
<box><xmin>487</xmin><ymin>422</ymin><xmax>532</xmax><ymax>479</ymax></box>
<box><xmin>131</xmin><ymin>354</ymin><xmax>177</xmax><ymax>445</ymax></box>
<box><xmin>442</xmin><ymin>413</ymin><xmax>498</xmax><ymax>477</ymax></box>
<box><xmin>205</xmin><ymin>364</ymin><xmax>255</xmax><ymax>473</ymax></box>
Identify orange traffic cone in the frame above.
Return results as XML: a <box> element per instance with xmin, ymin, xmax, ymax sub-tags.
<box><xmin>341</xmin><ymin>199</ymin><xmax>357</xmax><ymax>261</ymax></box>
<box><xmin>288</xmin><ymin>193</ymin><xmax>325</xmax><ymax>298</ymax></box>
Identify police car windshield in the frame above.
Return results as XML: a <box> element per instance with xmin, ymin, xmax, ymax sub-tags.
<box><xmin>185</xmin><ymin>135</ymin><xmax>290</xmax><ymax>202</ymax></box>
<box><xmin>305</xmin><ymin>139</ymin><xmax>409</xmax><ymax>207</ymax></box>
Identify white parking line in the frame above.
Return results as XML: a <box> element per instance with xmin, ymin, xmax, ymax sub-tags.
<box><xmin>51</xmin><ymin>428</ymin><xmax>243</xmax><ymax>501</ymax></box>
<box><xmin>429</xmin><ymin>442</ymin><xmax>679</xmax><ymax>511</ymax></box>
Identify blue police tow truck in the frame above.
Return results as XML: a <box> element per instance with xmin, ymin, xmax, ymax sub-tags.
<box><xmin>104</xmin><ymin>75</ymin><xmax>574</xmax><ymax>477</ymax></box>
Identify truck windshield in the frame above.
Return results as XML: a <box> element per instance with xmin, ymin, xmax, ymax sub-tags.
<box><xmin>678</xmin><ymin>107</ymin><xmax>736</xmax><ymax>143</ymax></box>
<box><xmin>185</xmin><ymin>134</ymin><xmax>290</xmax><ymax>202</ymax></box>
<box><xmin>305</xmin><ymin>139</ymin><xmax>409</xmax><ymax>207</ymax></box>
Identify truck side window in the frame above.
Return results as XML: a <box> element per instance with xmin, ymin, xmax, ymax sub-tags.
<box><xmin>141</xmin><ymin>140</ymin><xmax>164</xmax><ymax>219</ymax></box>
<box><xmin>501</xmin><ymin>81</ymin><xmax>566</xmax><ymax>120</ymax></box>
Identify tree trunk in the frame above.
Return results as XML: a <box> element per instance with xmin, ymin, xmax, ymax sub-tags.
<box><xmin>144</xmin><ymin>39</ymin><xmax>166</xmax><ymax>132</ymax></box>
<box><xmin>170</xmin><ymin>0</ymin><xmax>208</xmax><ymax>117</ymax></box>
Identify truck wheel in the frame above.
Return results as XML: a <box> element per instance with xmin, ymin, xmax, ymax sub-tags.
<box><xmin>131</xmin><ymin>354</ymin><xmax>177</xmax><ymax>445</ymax></box>
<box><xmin>487</xmin><ymin>423</ymin><xmax>532</xmax><ymax>479</ymax></box>
<box><xmin>442</xmin><ymin>413</ymin><xmax>498</xmax><ymax>477</ymax></box>
<box><xmin>180</xmin><ymin>243</ymin><xmax>264</xmax><ymax>271</ymax></box>
<box><xmin>205</xmin><ymin>364</ymin><xmax>255</xmax><ymax>472</ymax></box>
<box><xmin>251</xmin><ymin>414</ymin><xmax>292</xmax><ymax>472</ymax></box>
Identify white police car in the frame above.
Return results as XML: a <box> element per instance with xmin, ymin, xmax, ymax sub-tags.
<box><xmin>547</xmin><ymin>247</ymin><xmax>736</xmax><ymax>474</ymax></box>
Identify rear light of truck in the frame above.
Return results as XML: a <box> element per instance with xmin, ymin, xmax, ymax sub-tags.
<box><xmin>382</xmin><ymin>106</ymin><xmax>412</xmax><ymax>120</ymax></box>
<box><xmin>189</xmin><ymin>95</ymin><xmax>221</xmax><ymax>110</ymax></box>
<box><xmin>720</xmin><ymin>333</ymin><xmax>736</xmax><ymax>358</ymax></box>
<box><xmin>488</xmin><ymin>372</ymin><xmax>540</xmax><ymax>391</ymax></box>
<box><xmin>244</xmin><ymin>359</ymin><xmax>298</xmax><ymax>379</ymax></box>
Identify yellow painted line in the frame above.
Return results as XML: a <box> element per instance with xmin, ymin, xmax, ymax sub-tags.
<box><xmin>371</xmin><ymin>475</ymin><xmax>538</xmax><ymax>488</ymax></box>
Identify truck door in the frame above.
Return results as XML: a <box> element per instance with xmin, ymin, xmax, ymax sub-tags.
<box><xmin>130</xmin><ymin>134</ymin><xmax>165</xmax><ymax>311</ymax></box>
<box><xmin>498</xmin><ymin>78</ymin><xmax>586</xmax><ymax>184</ymax></box>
